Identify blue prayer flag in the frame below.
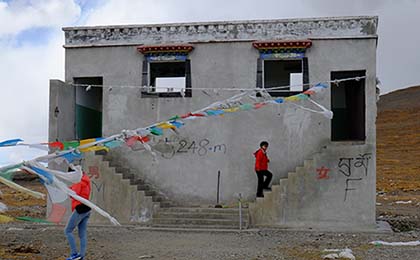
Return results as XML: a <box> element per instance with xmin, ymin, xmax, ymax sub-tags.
<box><xmin>30</xmin><ymin>166</ymin><xmax>54</xmax><ymax>184</ymax></box>
<box><xmin>0</xmin><ymin>139</ymin><xmax>23</xmax><ymax>147</ymax></box>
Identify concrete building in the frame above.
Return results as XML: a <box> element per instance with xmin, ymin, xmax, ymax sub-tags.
<box><xmin>49</xmin><ymin>16</ymin><xmax>378</xmax><ymax>230</ymax></box>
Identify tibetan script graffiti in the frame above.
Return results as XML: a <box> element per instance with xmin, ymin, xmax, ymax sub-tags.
<box><xmin>338</xmin><ymin>153</ymin><xmax>372</xmax><ymax>201</ymax></box>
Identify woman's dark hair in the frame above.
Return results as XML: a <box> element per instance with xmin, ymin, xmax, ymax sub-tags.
<box><xmin>260</xmin><ymin>141</ymin><xmax>269</xmax><ymax>147</ymax></box>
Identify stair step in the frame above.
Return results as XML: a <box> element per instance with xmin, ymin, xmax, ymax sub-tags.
<box><xmin>151</xmin><ymin>224</ymin><xmax>245</xmax><ymax>230</ymax></box>
<box><xmin>144</xmin><ymin>190</ymin><xmax>157</xmax><ymax>196</ymax></box>
<box><xmin>152</xmin><ymin>218</ymin><xmax>248</xmax><ymax>226</ymax></box>
<box><xmin>155</xmin><ymin>212</ymin><xmax>248</xmax><ymax>220</ymax></box>
<box><xmin>116</xmin><ymin>167</ymin><xmax>130</xmax><ymax>174</ymax></box>
<box><xmin>160</xmin><ymin>208</ymin><xmax>248</xmax><ymax>214</ymax></box>
<box><xmin>108</xmin><ymin>161</ymin><xmax>121</xmax><ymax>167</ymax></box>
<box><xmin>95</xmin><ymin>150</ymin><xmax>108</xmax><ymax>156</ymax></box>
<box><xmin>159</xmin><ymin>201</ymin><xmax>174</xmax><ymax>208</ymax></box>
<box><xmin>136</xmin><ymin>183</ymin><xmax>151</xmax><ymax>190</ymax></box>
<box><xmin>131</xmin><ymin>179</ymin><xmax>146</xmax><ymax>186</ymax></box>
<box><xmin>152</xmin><ymin>196</ymin><xmax>164</xmax><ymax>202</ymax></box>
<box><xmin>122</xmin><ymin>172</ymin><xmax>134</xmax><ymax>180</ymax></box>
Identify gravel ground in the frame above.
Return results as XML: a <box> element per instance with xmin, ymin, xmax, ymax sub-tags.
<box><xmin>0</xmin><ymin>224</ymin><xmax>419</xmax><ymax>260</ymax></box>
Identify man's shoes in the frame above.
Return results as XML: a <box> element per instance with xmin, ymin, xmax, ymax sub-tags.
<box><xmin>263</xmin><ymin>187</ymin><xmax>272</xmax><ymax>191</ymax></box>
<box><xmin>66</xmin><ymin>253</ymin><xmax>82</xmax><ymax>260</ymax></box>
<box><xmin>256</xmin><ymin>194</ymin><xmax>264</xmax><ymax>198</ymax></box>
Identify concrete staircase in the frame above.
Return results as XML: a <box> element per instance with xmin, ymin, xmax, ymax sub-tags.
<box><xmin>249</xmin><ymin>157</ymin><xmax>317</xmax><ymax>227</ymax></box>
<box><xmin>95</xmin><ymin>151</ymin><xmax>249</xmax><ymax>229</ymax></box>
<box><xmin>101</xmin><ymin>152</ymin><xmax>174</xmax><ymax>208</ymax></box>
<box><xmin>152</xmin><ymin>207</ymin><xmax>249</xmax><ymax>230</ymax></box>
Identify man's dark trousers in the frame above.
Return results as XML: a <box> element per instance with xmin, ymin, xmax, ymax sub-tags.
<box><xmin>256</xmin><ymin>170</ymin><xmax>273</xmax><ymax>197</ymax></box>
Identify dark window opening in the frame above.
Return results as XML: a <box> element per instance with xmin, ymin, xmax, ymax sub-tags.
<box><xmin>73</xmin><ymin>77</ymin><xmax>103</xmax><ymax>139</ymax></box>
<box><xmin>259</xmin><ymin>58</ymin><xmax>309</xmax><ymax>97</ymax></box>
<box><xmin>331</xmin><ymin>71</ymin><xmax>366</xmax><ymax>141</ymax></box>
<box><xmin>142</xmin><ymin>60</ymin><xmax>192</xmax><ymax>98</ymax></box>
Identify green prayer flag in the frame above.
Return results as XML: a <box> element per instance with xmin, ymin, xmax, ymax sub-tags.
<box><xmin>168</xmin><ymin>115</ymin><xmax>180</xmax><ymax>121</ymax></box>
<box><xmin>0</xmin><ymin>165</ymin><xmax>21</xmax><ymax>181</ymax></box>
<box><xmin>240</xmin><ymin>103</ymin><xmax>253</xmax><ymax>111</ymax></box>
<box><xmin>63</xmin><ymin>141</ymin><xmax>80</xmax><ymax>150</ymax></box>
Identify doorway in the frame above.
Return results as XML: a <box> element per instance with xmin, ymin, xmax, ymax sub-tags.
<box><xmin>74</xmin><ymin>77</ymin><xmax>103</xmax><ymax>139</ymax></box>
<box><xmin>331</xmin><ymin>71</ymin><xmax>366</xmax><ymax>141</ymax></box>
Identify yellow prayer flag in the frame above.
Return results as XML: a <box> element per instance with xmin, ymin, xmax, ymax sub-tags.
<box><xmin>79</xmin><ymin>139</ymin><xmax>109</xmax><ymax>153</ymax></box>
<box><xmin>285</xmin><ymin>96</ymin><xmax>299</xmax><ymax>102</ymax></box>
<box><xmin>80</xmin><ymin>146</ymin><xmax>110</xmax><ymax>153</ymax></box>
<box><xmin>223</xmin><ymin>107</ymin><xmax>240</xmax><ymax>113</ymax></box>
<box><xmin>156</xmin><ymin>122</ymin><xmax>175</xmax><ymax>129</ymax></box>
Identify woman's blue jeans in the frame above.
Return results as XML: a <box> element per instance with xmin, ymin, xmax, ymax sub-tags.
<box><xmin>64</xmin><ymin>210</ymin><xmax>91</xmax><ymax>257</ymax></box>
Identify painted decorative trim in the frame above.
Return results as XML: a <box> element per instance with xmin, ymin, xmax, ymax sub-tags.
<box><xmin>137</xmin><ymin>44</ymin><xmax>194</xmax><ymax>54</ymax></box>
<box><xmin>63</xmin><ymin>16</ymin><xmax>378</xmax><ymax>48</ymax></box>
<box><xmin>253</xmin><ymin>40</ymin><xmax>311</xmax><ymax>59</ymax></box>
<box><xmin>252</xmin><ymin>40</ymin><xmax>312</xmax><ymax>50</ymax></box>
<box><xmin>260</xmin><ymin>53</ymin><xmax>305</xmax><ymax>59</ymax></box>
<box><xmin>138</xmin><ymin>44</ymin><xmax>193</xmax><ymax>62</ymax></box>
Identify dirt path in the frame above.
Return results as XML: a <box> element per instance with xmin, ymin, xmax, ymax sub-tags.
<box><xmin>0</xmin><ymin>224</ymin><xmax>419</xmax><ymax>260</ymax></box>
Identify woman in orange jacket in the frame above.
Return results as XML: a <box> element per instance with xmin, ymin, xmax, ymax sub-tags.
<box><xmin>65</xmin><ymin>172</ymin><xmax>91</xmax><ymax>260</ymax></box>
<box><xmin>254</xmin><ymin>141</ymin><xmax>273</xmax><ymax>198</ymax></box>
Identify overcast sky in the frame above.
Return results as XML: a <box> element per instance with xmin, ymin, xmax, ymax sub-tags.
<box><xmin>0</xmin><ymin>0</ymin><xmax>419</xmax><ymax>166</ymax></box>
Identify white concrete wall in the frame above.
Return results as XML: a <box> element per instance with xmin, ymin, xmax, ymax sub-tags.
<box><xmin>64</xmin><ymin>38</ymin><xmax>377</xmax><ymax>206</ymax></box>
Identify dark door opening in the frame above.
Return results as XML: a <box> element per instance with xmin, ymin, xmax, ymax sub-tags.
<box><xmin>74</xmin><ymin>77</ymin><xmax>103</xmax><ymax>139</ymax></box>
<box><xmin>331</xmin><ymin>71</ymin><xmax>366</xmax><ymax>141</ymax></box>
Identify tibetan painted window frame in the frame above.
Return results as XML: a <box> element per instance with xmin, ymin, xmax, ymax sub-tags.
<box><xmin>138</xmin><ymin>44</ymin><xmax>194</xmax><ymax>98</ymax></box>
<box><xmin>253</xmin><ymin>40</ymin><xmax>311</xmax><ymax>97</ymax></box>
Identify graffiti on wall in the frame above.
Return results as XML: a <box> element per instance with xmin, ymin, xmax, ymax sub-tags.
<box><xmin>151</xmin><ymin>135</ymin><xmax>227</xmax><ymax>159</ymax></box>
<box><xmin>338</xmin><ymin>153</ymin><xmax>372</xmax><ymax>201</ymax></box>
<box><xmin>88</xmin><ymin>166</ymin><xmax>100</xmax><ymax>179</ymax></box>
<box><xmin>88</xmin><ymin>166</ymin><xmax>105</xmax><ymax>201</ymax></box>
<box><xmin>316</xmin><ymin>166</ymin><xmax>330</xmax><ymax>179</ymax></box>
<box><xmin>316</xmin><ymin>153</ymin><xmax>372</xmax><ymax>201</ymax></box>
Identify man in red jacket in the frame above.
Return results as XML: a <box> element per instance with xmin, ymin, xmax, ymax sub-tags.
<box><xmin>254</xmin><ymin>141</ymin><xmax>273</xmax><ymax>198</ymax></box>
<box><xmin>64</xmin><ymin>171</ymin><xmax>91</xmax><ymax>260</ymax></box>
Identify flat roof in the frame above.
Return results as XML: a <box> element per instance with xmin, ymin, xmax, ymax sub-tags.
<box><xmin>63</xmin><ymin>16</ymin><xmax>378</xmax><ymax>48</ymax></box>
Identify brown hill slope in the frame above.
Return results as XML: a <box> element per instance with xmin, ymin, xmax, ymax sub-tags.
<box><xmin>377</xmin><ymin>85</ymin><xmax>420</xmax><ymax>192</ymax></box>
<box><xmin>378</xmin><ymin>85</ymin><xmax>420</xmax><ymax>112</ymax></box>
<box><xmin>376</xmin><ymin>85</ymin><xmax>420</xmax><ymax>229</ymax></box>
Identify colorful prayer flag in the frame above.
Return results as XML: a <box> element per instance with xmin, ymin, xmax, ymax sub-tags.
<box><xmin>150</xmin><ymin>127</ymin><xmax>163</xmax><ymax>136</ymax></box>
<box><xmin>61</xmin><ymin>151</ymin><xmax>83</xmax><ymax>163</ymax></box>
<box><xmin>156</xmin><ymin>122</ymin><xmax>176</xmax><ymax>129</ymax></box>
<box><xmin>63</xmin><ymin>141</ymin><xmax>80</xmax><ymax>150</ymax></box>
<box><xmin>104</xmin><ymin>140</ymin><xmax>124</xmax><ymax>149</ymax></box>
<box><xmin>0</xmin><ymin>139</ymin><xmax>23</xmax><ymax>147</ymax></box>
<box><xmin>205</xmin><ymin>110</ymin><xmax>225</xmax><ymax>116</ymax></box>
<box><xmin>170</xmin><ymin>121</ymin><xmax>184</xmax><ymax>128</ymax></box>
<box><xmin>47</xmin><ymin>142</ymin><xmax>64</xmax><ymax>151</ymax></box>
<box><xmin>239</xmin><ymin>104</ymin><xmax>253</xmax><ymax>111</ymax></box>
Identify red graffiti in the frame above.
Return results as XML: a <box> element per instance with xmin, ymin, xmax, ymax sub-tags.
<box><xmin>88</xmin><ymin>166</ymin><xmax>100</xmax><ymax>179</ymax></box>
<box><xmin>316</xmin><ymin>166</ymin><xmax>330</xmax><ymax>179</ymax></box>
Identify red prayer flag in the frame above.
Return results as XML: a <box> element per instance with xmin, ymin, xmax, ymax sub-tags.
<box><xmin>254</xmin><ymin>103</ymin><xmax>266</xmax><ymax>109</ymax></box>
<box><xmin>48</xmin><ymin>141</ymin><xmax>64</xmax><ymax>150</ymax></box>
<box><xmin>47</xmin><ymin>203</ymin><xmax>67</xmax><ymax>224</ymax></box>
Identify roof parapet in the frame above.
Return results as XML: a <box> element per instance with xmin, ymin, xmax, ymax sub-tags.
<box><xmin>63</xmin><ymin>16</ymin><xmax>378</xmax><ymax>48</ymax></box>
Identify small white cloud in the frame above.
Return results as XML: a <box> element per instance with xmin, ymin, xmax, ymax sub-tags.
<box><xmin>0</xmin><ymin>0</ymin><xmax>81</xmax><ymax>36</ymax></box>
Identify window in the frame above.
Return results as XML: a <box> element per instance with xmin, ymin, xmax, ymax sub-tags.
<box><xmin>141</xmin><ymin>60</ymin><xmax>191</xmax><ymax>97</ymax></box>
<box><xmin>331</xmin><ymin>70</ymin><xmax>366</xmax><ymax>141</ymax></box>
<box><xmin>262</xmin><ymin>59</ymin><xmax>308</xmax><ymax>97</ymax></box>
<box><xmin>253</xmin><ymin>40</ymin><xmax>311</xmax><ymax>97</ymax></box>
<box><xmin>138</xmin><ymin>44</ymin><xmax>194</xmax><ymax>98</ymax></box>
